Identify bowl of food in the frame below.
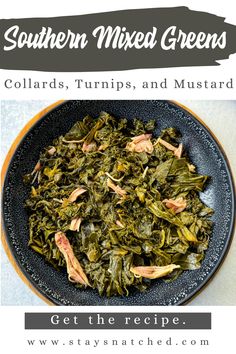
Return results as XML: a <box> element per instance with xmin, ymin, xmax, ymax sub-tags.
<box><xmin>1</xmin><ymin>100</ymin><xmax>235</xmax><ymax>305</ymax></box>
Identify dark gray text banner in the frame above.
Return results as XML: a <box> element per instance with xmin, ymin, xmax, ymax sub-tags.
<box><xmin>1</xmin><ymin>7</ymin><xmax>236</xmax><ymax>71</ymax></box>
<box><xmin>25</xmin><ymin>312</ymin><xmax>211</xmax><ymax>330</ymax></box>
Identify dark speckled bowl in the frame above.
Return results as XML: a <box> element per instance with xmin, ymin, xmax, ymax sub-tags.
<box><xmin>2</xmin><ymin>100</ymin><xmax>235</xmax><ymax>305</ymax></box>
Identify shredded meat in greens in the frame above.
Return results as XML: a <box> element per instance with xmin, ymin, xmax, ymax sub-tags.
<box><xmin>24</xmin><ymin>112</ymin><xmax>213</xmax><ymax>297</ymax></box>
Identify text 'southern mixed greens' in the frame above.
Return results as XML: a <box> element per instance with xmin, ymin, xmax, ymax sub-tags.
<box><xmin>24</xmin><ymin>112</ymin><xmax>213</xmax><ymax>296</ymax></box>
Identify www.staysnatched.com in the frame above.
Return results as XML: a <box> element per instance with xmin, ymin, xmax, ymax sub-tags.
<box><xmin>26</xmin><ymin>336</ymin><xmax>209</xmax><ymax>348</ymax></box>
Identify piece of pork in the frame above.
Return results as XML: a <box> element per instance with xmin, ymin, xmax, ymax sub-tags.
<box><xmin>116</xmin><ymin>220</ymin><xmax>125</xmax><ymax>228</ymax></box>
<box><xmin>55</xmin><ymin>231</ymin><xmax>90</xmax><ymax>286</ymax></box>
<box><xmin>68</xmin><ymin>187</ymin><xmax>87</xmax><ymax>203</ymax></box>
<box><xmin>157</xmin><ymin>138</ymin><xmax>183</xmax><ymax>159</ymax></box>
<box><xmin>69</xmin><ymin>217</ymin><xmax>82</xmax><ymax>232</ymax></box>
<box><xmin>130</xmin><ymin>264</ymin><xmax>180</xmax><ymax>279</ymax></box>
<box><xmin>126</xmin><ymin>134</ymin><xmax>153</xmax><ymax>154</ymax></box>
<box><xmin>82</xmin><ymin>140</ymin><xmax>97</xmax><ymax>153</ymax></box>
<box><xmin>174</xmin><ymin>143</ymin><xmax>183</xmax><ymax>159</ymax></box>
<box><xmin>107</xmin><ymin>178</ymin><xmax>127</xmax><ymax>197</ymax></box>
<box><xmin>163</xmin><ymin>197</ymin><xmax>187</xmax><ymax>213</ymax></box>
<box><xmin>48</xmin><ymin>147</ymin><xmax>56</xmax><ymax>156</ymax></box>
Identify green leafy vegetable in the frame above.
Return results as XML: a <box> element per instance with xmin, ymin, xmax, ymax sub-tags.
<box><xmin>24</xmin><ymin>112</ymin><xmax>213</xmax><ymax>297</ymax></box>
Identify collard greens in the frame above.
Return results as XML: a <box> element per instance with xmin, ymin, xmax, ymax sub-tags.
<box><xmin>24</xmin><ymin>112</ymin><xmax>213</xmax><ymax>296</ymax></box>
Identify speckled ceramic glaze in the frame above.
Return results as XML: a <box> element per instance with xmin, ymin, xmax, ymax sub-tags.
<box><xmin>2</xmin><ymin>100</ymin><xmax>235</xmax><ymax>305</ymax></box>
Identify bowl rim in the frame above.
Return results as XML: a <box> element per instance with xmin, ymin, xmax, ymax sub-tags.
<box><xmin>1</xmin><ymin>99</ymin><xmax>235</xmax><ymax>306</ymax></box>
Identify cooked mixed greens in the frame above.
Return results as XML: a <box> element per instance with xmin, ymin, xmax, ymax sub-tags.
<box><xmin>24</xmin><ymin>112</ymin><xmax>213</xmax><ymax>296</ymax></box>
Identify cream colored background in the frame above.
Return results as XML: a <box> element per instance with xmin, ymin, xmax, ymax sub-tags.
<box><xmin>1</xmin><ymin>100</ymin><xmax>235</xmax><ymax>305</ymax></box>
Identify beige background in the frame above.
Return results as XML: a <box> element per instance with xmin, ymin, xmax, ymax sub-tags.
<box><xmin>1</xmin><ymin>100</ymin><xmax>235</xmax><ymax>305</ymax></box>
